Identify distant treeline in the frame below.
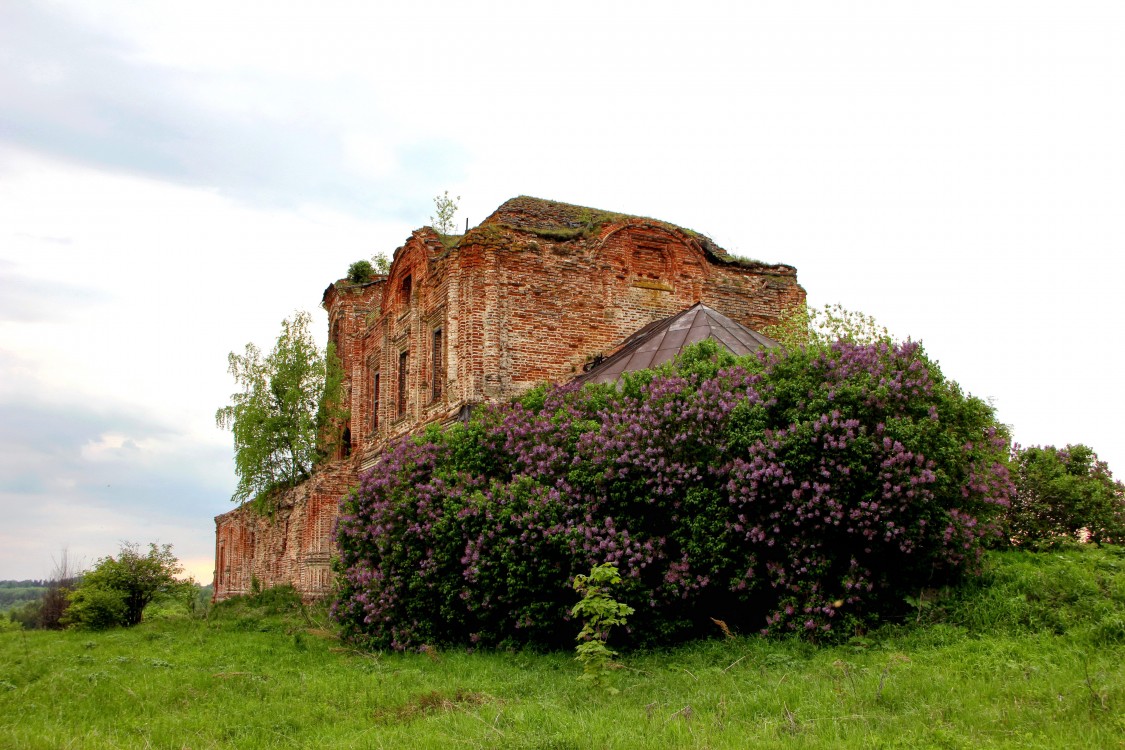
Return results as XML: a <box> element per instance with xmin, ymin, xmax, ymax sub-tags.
<box><xmin>0</xmin><ymin>583</ymin><xmax>49</xmax><ymax>611</ymax></box>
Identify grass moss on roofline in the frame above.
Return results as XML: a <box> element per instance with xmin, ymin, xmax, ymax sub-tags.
<box><xmin>437</xmin><ymin>233</ymin><xmax>462</xmax><ymax>249</ymax></box>
<box><xmin>489</xmin><ymin>196</ymin><xmax>692</xmax><ymax>245</ymax></box>
<box><xmin>430</xmin><ymin>196</ymin><xmax>791</xmax><ymax>271</ymax></box>
<box><xmin>502</xmin><ymin>219</ymin><xmax>775</xmax><ymax>269</ymax></box>
<box><xmin>459</xmin><ymin>223</ymin><xmax>510</xmax><ymax>248</ymax></box>
<box><xmin>491</xmin><ymin>196</ymin><xmax>782</xmax><ymax>268</ymax></box>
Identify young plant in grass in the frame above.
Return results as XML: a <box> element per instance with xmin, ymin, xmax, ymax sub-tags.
<box><xmin>571</xmin><ymin>563</ymin><xmax>634</xmax><ymax>692</ymax></box>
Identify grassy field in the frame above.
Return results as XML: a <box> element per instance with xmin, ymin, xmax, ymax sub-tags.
<box><xmin>2</xmin><ymin>546</ymin><xmax>1123</xmax><ymax>749</ymax></box>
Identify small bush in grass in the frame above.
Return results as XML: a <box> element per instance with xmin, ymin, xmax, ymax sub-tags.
<box><xmin>335</xmin><ymin>339</ymin><xmax>1013</xmax><ymax>650</ymax></box>
<box><xmin>572</xmin><ymin>563</ymin><xmax>633</xmax><ymax>691</ymax></box>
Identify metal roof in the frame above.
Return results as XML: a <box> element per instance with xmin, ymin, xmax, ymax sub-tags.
<box><xmin>575</xmin><ymin>303</ymin><xmax>780</xmax><ymax>385</ymax></box>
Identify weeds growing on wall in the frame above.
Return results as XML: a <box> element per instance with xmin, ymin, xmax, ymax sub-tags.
<box><xmin>334</xmin><ymin>339</ymin><xmax>1013</xmax><ymax>650</ymax></box>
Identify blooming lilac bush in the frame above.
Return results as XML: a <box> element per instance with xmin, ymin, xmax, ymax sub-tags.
<box><xmin>334</xmin><ymin>340</ymin><xmax>1013</xmax><ymax>649</ymax></box>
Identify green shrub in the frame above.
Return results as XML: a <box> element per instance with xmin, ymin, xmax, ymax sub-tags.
<box><xmin>1005</xmin><ymin>444</ymin><xmax>1125</xmax><ymax>547</ymax></box>
<box><xmin>346</xmin><ymin>260</ymin><xmax>375</xmax><ymax>283</ymax></box>
<box><xmin>65</xmin><ymin>542</ymin><xmax>189</xmax><ymax>629</ymax></box>
<box><xmin>64</xmin><ymin>587</ymin><xmax>127</xmax><ymax>630</ymax></box>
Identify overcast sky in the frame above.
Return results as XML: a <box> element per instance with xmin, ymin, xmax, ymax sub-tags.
<box><xmin>1</xmin><ymin>0</ymin><xmax>1122</xmax><ymax>582</ymax></box>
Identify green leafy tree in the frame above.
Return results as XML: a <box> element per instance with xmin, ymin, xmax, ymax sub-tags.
<box><xmin>216</xmin><ymin>312</ymin><xmax>347</xmax><ymax>508</ymax></box>
<box><xmin>1005</xmin><ymin>444</ymin><xmax>1125</xmax><ymax>547</ymax></box>
<box><xmin>764</xmin><ymin>303</ymin><xmax>895</xmax><ymax>350</ymax></box>
<box><xmin>371</xmin><ymin>253</ymin><xmax>391</xmax><ymax>275</ymax></box>
<box><xmin>65</xmin><ymin>543</ymin><xmax>189</xmax><ymax>629</ymax></box>
<box><xmin>430</xmin><ymin>190</ymin><xmax>460</xmax><ymax>235</ymax></box>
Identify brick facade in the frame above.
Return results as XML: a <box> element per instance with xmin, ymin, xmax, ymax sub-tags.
<box><xmin>213</xmin><ymin>197</ymin><xmax>805</xmax><ymax>600</ymax></box>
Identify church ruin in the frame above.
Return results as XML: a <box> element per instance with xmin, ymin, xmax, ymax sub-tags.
<box><xmin>213</xmin><ymin>196</ymin><xmax>805</xmax><ymax>600</ymax></box>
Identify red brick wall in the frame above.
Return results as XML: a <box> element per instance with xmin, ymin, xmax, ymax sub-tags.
<box><xmin>213</xmin><ymin>461</ymin><xmax>353</xmax><ymax>601</ymax></box>
<box><xmin>478</xmin><ymin>221</ymin><xmax>804</xmax><ymax>397</ymax></box>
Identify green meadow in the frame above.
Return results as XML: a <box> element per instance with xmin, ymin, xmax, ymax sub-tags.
<box><xmin>2</xmin><ymin>546</ymin><xmax>1123</xmax><ymax>749</ymax></box>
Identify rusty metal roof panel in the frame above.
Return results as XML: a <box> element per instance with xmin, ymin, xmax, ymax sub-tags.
<box><xmin>575</xmin><ymin>303</ymin><xmax>780</xmax><ymax>386</ymax></box>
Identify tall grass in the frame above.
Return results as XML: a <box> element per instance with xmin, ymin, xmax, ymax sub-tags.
<box><xmin>1</xmin><ymin>547</ymin><xmax>1122</xmax><ymax>749</ymax></box>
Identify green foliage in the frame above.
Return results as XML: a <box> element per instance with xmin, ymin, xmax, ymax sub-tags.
<box><xmin>7</xmin><ymin>553</ymin><xmax>80</xmax><ymax>629</ymax></box>
<box><xmin>6</xmin><ymin>599</ymin><xmax>41</xmax><ymax>630</ymax></box>
<box><xmin>764</xmin><ymin>303</ymin><xmax>895</xmax><ymax>350</ymax></box>
<box><xmin>944</xmin><ymin>545</ymin><xmax>1125</xmax><ymax>638</ymax></box>
<box><xmin>65</xmin><ymin>543</ymin><xmax>188</xmax><ymax>629</ymax></box>
<box><xmin>572</xmin><ymin>564</ymin><xmax>634</xmax><ymax>692</ymax></box>
<box><xmin>0</xmin><ymin>584</ymin><xmax>47</xmax><ymax>612</ymax></box>
<box><xmin>317</xmin><ymin>341</ymin><xmax>349</xmax><ymax>460</ymax></box>
<box><xmin>216</xmin><ymin>312</ymin><xmax>347</xmax><ymax>510</ymax></box>
<box><xmin>429</xmin><ymin>190</ymin><xmax>460</xmax><ymax>235</ymax></box>
<box><xmin>346</xmin><ymin>260</ymin><xmax>374</xmax><ymax>283</ymax></box>
<box><xmin>191</xmin><ymin>584</ymin><xmax>213</xmax><ymax>617</ymax></box>
<box><xmin>370</xmin><ymin>253</ymin><xmax>391</xmax><ymax>274</ymax></box>
<box><xmin>1004</xmin><ymin>444</ymin><xmax>1125</xmax><ymax>547</ymax></box>
<box><xmin>209</xmin><ymin>584</ymin><xmax>305</xmax><ymax>621</ymax></box>
<box><xmin>64</xmin><ymin>587</ymin><xmax>127</xmax><ymax>631</ymax></box>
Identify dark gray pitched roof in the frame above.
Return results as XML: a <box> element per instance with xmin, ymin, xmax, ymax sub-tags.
<box><xmin>575</xmin><ymin>303</ymin><xmax>780</xmax><ymax>385</ymax></box>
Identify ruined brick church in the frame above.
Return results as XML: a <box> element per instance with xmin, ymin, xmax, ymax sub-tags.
<box><xmin>213</xmin><ymin>196</ymin><xmax>805</xmax><ymax>600</ymax></box>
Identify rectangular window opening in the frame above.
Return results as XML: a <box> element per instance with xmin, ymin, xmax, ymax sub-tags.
<box><xmin>431</xmin><ymin>328</ymin><xmax>444</xmax><ymax>401</ymax></box>
<box><xmin>372</xmin><ymin>371</ymin><xmax>380</xmax><ymax>431</ymax></box>
<box><xmin>397</xmin><ymin>351</ymin><xmax>409</xmax><ymax>419</ymax></box>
